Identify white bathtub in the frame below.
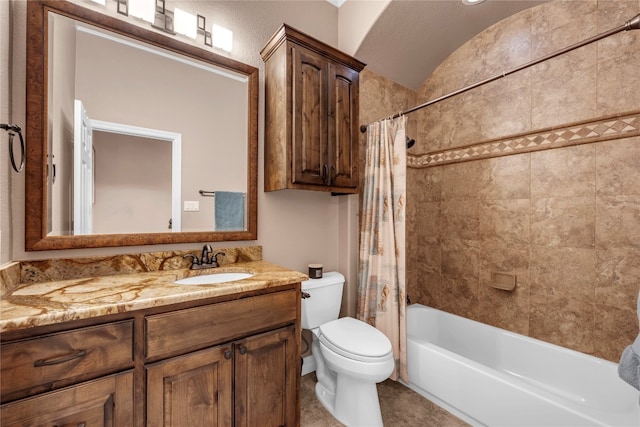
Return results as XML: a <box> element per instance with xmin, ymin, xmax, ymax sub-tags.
<box><xmin>405</xmin><ymin>304</ymin><xmax>640</xmax><ymax>426</ymax></box>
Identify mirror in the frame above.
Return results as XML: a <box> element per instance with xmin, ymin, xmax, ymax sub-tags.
<box><xmin>25</xmin><ymin>0</ymin><xmax>258</xmax><ymax>250</ymax></box>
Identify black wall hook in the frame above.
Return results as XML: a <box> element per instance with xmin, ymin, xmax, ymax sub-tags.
<box><xmin>1</xmin><ymin>124</ymin><xmax>25</xmax><ymax>173</ymax></box>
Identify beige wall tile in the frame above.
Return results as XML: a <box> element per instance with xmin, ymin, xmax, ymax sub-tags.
<box><xmin>479</xmin><ymin>199</ymin><xmax>530</xmax><ymax>244</ymax></box>
<box><xmin>531</xmin><ymin>66</ymin><xmax>598</xmax><ymax>129</ymax></box>
<box><xmin>529</xmin><ymin>293</ymin><xmax>594</xmax><ymax>353</ymax></box>
<box><xmin>410</xmin><ymin>267</ymin><xmax>441</xmax><ymax>308</ymax></box>
<box><xmin>596</xmin><ymin>136</ymin><xmax>640</xmax><ymax>195</ymax></box>
<box><xmin>410</xmin><ymin>165</ymin><xmax>442</xmax><ymax>203</ymax></box>
<box><xmin>529</xmin><ymin>12</ymin><xmax>598</xmax><ymax>83</ymax></box>
<box><xmin>441</xmin><ymin>161</ymin><xmax>486</xmax><ymax>201</ymax></box>
<box><xmin>596</xmin><ymin>195</ymin><xmax>640</xmax><ymax>248</ymax></box>
<box><xmin>531</xmin><ymin>197</ymin><xmax>595</xmax><ymax>248</ymax></box>
<box><xmin>597</xmin><ymin>0</ymin><xmax>640</xmax><ymax>62</ymax></box>
<box><xmin>440</xmin><ymin>275</ymin><xmax>479</xmax><ymax>319</ymax></box>
<box><xmin>530</xmin><ymin>0</ymin><xmax>598</xmax><ymax>36</ymax></box>
<box><xmin>438</xmin><ymin>90</ymin><xmax>484</xmax><ymax>150</ymax></box>
<box><xmin>531</xmin><ymin>144</ymin><xmax>595</xmax><ymax>198</ymax></box>
<box><xmin>473</xmin><ymin>11</ymin><xmax>533</xmax><ymax>78</ymax></box>
<box><xmin>597</xmin><ymin>52</ymin><xmax>640</xmax><ymax>115</ymax></box>
<box><xmin>441</xmin><ymin>201</ymin><xmax>479</xmax><ymax>241</ymax></box>
<box><xmin>594</xmin><ymin>303</ymin><xmax>639</xmax><ymax>361</ymax></box>
<box><xmin>477</xmin><ymin>241</ymin><xmax>530</xmax><ymax>334</ymax></box>
<box><xmin>530</xmin><ymin>245</ymin><xmax>596</xmax><ymax>301</ymax></box>
<box><xmin>415</xmin><ymin>106</ymin><xmax>443</xmax><ymax>152</ymax></box>
<box><xmin>415</xmin><ymin>201</ymin><xmax>441</xmax><ymax>244</ymax></box>
<box><xmin>441</xmin><ymin>238</ymin><xmax>479</xmax><ymax>282</ymax></box>
<box><xmin>480</xmin><ymin>85</ymin><xmax>532</xmax><ymax>141</ymax></box>
<box><xmin>596</xmin><ymin>247</ymin><xmax>640</xmax><ymax>308</ymax></box>
<box><xmin>479</xmin><ymin>154</ymin><xmax>530</xmax><ymax>200</ymax></box>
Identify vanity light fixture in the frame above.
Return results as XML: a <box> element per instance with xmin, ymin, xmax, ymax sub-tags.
<box><xmin>174</xmin><ymin>8</ymin><xmax>197</xmax><ymax>39</ymax></box>
<box><xmin>212</xmin><ymin>24</ymin><xmax>233</xmax><ymax>52</ymax></box>
<box><xmin>128</xmin><ymin>0</ymin><xmax>155</xmax><ymax>23</ymax></box>
<box><xmin>91</xmin><ymin>0</ymin><xmax>228</xmax><ymax>52</ymax></box>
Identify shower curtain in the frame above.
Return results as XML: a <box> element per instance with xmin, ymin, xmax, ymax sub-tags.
<box><xmin>357</xmin><ymin>116</ymin><xmax>407</xmax><ymax>382</ymax></box>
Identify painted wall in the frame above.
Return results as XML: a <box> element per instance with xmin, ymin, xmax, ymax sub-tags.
<box><xmin>92</xmin><ymin>133</ymin><xmax>173</xmax><ymax>234</ymax></box>
<box><xmin>4</xmin><ymin>0</ymin><xmax>356</xmax><ymax>284</ymax></box>
<box><xmin>407</xmin><ymin>0</ymin><xmax>640</xmax><ymax>362</ymax></box>
<box><xmin>1</xmin><ymin>1</ymin><xmax>14</xmax><ymax>266</ymax></box>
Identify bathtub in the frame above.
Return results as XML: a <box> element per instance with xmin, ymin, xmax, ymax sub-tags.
<box><xmin>405</xmin><ymin>304</ymin><xmax>640</xmax><ymax>426</ymax></box>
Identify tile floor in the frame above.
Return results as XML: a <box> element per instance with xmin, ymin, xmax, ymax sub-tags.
<box><xmin>300</xmin><ymin>373</ymin><xmax>469</xmax><ymax>426</ymax></box>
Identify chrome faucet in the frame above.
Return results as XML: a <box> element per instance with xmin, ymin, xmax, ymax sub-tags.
<box><xmin>184</xmin><ymin>244</ymin><xmax>226</xmax><ymax>270</ymax></box>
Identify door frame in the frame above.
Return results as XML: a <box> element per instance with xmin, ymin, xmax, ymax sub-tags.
<box><xmin>90</xmin><ymin>119</ymin><xmax>182</xmax><ymax>232</ymax></box>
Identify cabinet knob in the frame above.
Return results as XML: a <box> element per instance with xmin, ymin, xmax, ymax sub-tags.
<box><xmin>224</xmin><ymin>349</ymin><xmax>233</xmax><ymax>360</ymax></box>
<box><xmin>238</xmin><ymin>345</ymin><xmax>248</xmax><ymax>355</ymax></box>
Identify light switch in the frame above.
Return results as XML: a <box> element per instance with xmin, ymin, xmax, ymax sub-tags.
<box><xmin>184</xmin><ymin>201</ymin><xmax>200</xmax><ymax>212</ymax></box>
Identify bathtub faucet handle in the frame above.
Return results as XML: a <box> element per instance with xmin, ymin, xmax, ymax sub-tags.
<box><xmin>301</xmin><ymin>291</ymin><xmax>310</xmax><ymax>299</ymax></box>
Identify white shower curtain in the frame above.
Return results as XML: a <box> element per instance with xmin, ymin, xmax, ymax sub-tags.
<box><xmin>357</xmin><ymin>116</ymin><xmax>407</xmax><ymax>382</ymax></box>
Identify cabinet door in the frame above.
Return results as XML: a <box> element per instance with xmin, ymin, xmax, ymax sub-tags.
<box><xmin>146</xmin><ymin>345</ymin><xmax>233</xmax><ymax>427</ymax></box>
<box><xmin>0</xmin><ymin>371</ymin><xmax>134</xmax><ymax>427</ymax></box>
<box><xmin>292</xmin><ymin>45</ymin><xmax>328</xmax><ymax>186</ymax></box>
<box><xmin>328</xmin><ymin>62</ymin><xmax>359</xmax><ymax>190</ymax></box>
<box><xmin>234</xmin><ymin>325</ymin><xmax>298</xmax><ymax>427</ymax></box>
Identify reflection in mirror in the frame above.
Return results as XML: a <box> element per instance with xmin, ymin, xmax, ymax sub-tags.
<box><xmin>51</xmin><ymin>13</ymin><xmax>247</xmax><ymax>235</ymax></box>
<box><xmin>25</xmin><ymin>0</ymin><xmax>258</xmax><ymax>250</ymax></box>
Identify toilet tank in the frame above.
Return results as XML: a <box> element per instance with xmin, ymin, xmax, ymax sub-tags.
<box><xmin>301</xmin><ymin>271</ymin><xmax>345</xmax><ymax>330</ymax></box>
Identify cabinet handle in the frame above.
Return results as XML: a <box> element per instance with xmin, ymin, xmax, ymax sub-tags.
<box><xmin>224</xmin><ymin>349</ymin><xmax>233</xmax><ymax>360</ymax></box>
<box><xmin>34</xmin><ymin>349</ymin><xmax>87</xmax><ymax>367</ymax></box>
<box><xmin>238</xmin><ymin>345</ymin><xmax>248</xmax><ymax>355</ymax></box>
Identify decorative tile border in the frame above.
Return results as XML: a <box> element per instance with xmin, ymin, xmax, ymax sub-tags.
<box><xmin>408</xmin><ymin>111</ymin><xmax>640</xmax><ymax>168</ymax></box>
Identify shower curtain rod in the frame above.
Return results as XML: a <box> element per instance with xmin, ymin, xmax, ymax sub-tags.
<box><xmin>360</xmin><ymin>12</ymin><xmax>640</xmax><ymax>133</ymax></box>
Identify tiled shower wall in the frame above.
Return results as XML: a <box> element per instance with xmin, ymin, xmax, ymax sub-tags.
<box><xmin>406</xmin><ymin>0</ymin><xmax>640</xmax><ymax>362</ymax></box>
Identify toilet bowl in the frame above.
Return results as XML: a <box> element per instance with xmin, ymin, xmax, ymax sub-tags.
<box><xmin>301</xmin><ymin>272</ymin><xmax>394</xmax><ymax>427</ymax></box>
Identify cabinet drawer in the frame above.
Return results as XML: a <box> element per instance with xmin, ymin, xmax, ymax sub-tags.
<box><xmin>1</xmin><ymin>320</ymin><xmax>134</xmax><ymax>403</ymax></box>
<box><xmin>145</xmin><ymin>290</ymin><xmax>297</xmax><ymax>359</ymax></box>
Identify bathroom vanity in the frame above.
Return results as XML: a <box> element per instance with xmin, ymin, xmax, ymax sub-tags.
<box><xmin>0</xmin><ymin>252</ymin><xmax>306</xmax><ymax>427</ymax></box>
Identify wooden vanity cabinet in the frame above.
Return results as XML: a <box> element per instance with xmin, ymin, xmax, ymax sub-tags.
<box><xmin>146</xmin><ymin>325</ymin><xmax>297</xmax><ymax>427</ymax></box>
<box><xmin>0</xmin><ymin>285</ymin><xmax>301</xmax><ymax>427</ymax></box>
<box><xmin>261</xmin><ymin>24</ymin><xmax>365</xmax><ymax>194</ymax></box>
<box><xmin>144</xmin><ymin>290</ymin><xmax>299</xmax><ymax>427</ymax></box>
<box><xmin>0</xmin><ymin>321</ymin><xmax>135</xmax><ymax>426</ymax></box>
<box><xmin>0</xmin><ymin>371</ymin><xmax>134</xmax><ymax>427</ymax></box>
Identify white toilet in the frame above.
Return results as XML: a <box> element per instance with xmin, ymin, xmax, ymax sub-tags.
<box><xmin>301</xmin><ymin>272</ymin><xmax>394</xmax><ymax>427</ymax></box>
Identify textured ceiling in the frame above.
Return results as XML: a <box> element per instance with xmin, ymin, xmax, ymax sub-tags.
<box><xmin>353</xmin><ymin>0</ymin><xmax>548</xmax><ymax>90</ymax></box>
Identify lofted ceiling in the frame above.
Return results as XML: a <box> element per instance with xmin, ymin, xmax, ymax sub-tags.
<box><xmin>340</xmin><ymin>0</ymin><xmax>549</xmax><ymax>91</ymax></box>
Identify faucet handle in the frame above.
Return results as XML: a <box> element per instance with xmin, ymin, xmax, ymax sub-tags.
<box><xmin>210</xmin><ymin>252</ymin><xmax>226</xmax><ymax>267</ymax></box>
<box><xmin>183</xmin><ymin>254</ymin><xmax>200</xmax><ymax>269</ymax></box>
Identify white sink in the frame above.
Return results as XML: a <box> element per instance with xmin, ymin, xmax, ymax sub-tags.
<box><xmin>175</xmin><ymin>272</ymin><xmax>253</xmax><ymax>285</ymax></box>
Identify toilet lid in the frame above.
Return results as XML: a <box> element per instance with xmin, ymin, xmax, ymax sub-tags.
<box><xmin>318</xmin><ymin>317</ymin><xmax>392</xmax><ymax>362</ymax></box>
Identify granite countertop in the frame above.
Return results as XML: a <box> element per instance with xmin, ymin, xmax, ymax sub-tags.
<box><xmin>0</xmin><ymin>260</ymin><xmax>308</xmax><ymax>334</ymax></box>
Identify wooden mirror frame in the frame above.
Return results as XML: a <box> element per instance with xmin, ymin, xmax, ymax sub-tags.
<box><xmin>25</xmin><ymin>0</ymin><xmax>258</xmax><ymax>251</ymax></box>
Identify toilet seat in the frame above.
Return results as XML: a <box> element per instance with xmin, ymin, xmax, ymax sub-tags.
<box><xmin>318</xmin><ymin>317</ymin><xmax>393</xmax><ymax>363</ymax></box>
